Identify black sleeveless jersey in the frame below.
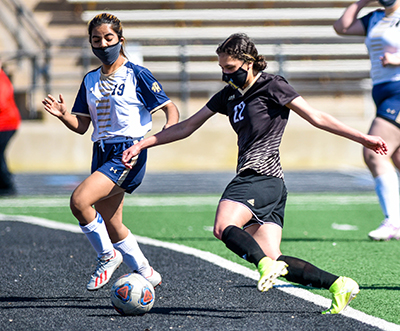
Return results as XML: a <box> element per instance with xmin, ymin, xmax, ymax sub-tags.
<box><xmin>206</xmin><ymin>72</ymin><xmax>299</xmax><ymax>179</ymax></box>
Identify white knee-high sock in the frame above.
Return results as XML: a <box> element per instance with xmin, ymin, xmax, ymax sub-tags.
<box><xmin>80</xmin><ymin>212</ymin><xmax>114</xmax><ymax>258</ymax></box>
<box><xmin>374</xmin><ymin>171</ymin><xmax>400</xmax><ymax>227</ymax></box>
<box><xmin>113</xmin><ymin>230</ymin><xmax>151</xmax><ymax>277</ymax></box>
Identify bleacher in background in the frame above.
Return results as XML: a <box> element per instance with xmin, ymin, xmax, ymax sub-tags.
<box><xmin>0</xmin><ymin>0</ymin><xmax>380</xmax><ymax>172</ymax></box>
<box><xmin>30</xmin><ymin>0</ymin><xmax>375</xmax><ymax>102</ymax></box>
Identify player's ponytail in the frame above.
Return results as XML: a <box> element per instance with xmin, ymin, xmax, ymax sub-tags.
<box><xmin>253</xmin><ymin>54</ymin><xmax>267</xmax><ymax>72</ymax></box>
<box><xmin>88</xmin><ymin>13</ymin><xmax>127</xmax><ymax>59</ymax></box>
<box><xmin>216</xmin><ymin>33</ymin><xmax>267</xmax><ymax>73</ymax></box>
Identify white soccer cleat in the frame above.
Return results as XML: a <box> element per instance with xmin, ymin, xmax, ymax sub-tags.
<box><xmin>368</xmin><ymin>219</ymin><xmax>400</xmax><ymax>241</ymax></box>
<box><xmin>87</xmin><ymin>249</ymin><xmax>123</xmax><ymax>291</ymax></box>
<box><xmin>145</xmin><ymin>267</ymin><xmax>162</xmax><ymax>288</ymax></box>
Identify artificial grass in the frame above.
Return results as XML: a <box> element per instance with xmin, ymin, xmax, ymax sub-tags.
<box><xmin>1</xmin><ymin>193</ymin><xmax>399</xmax><ymax>324</ymax></box>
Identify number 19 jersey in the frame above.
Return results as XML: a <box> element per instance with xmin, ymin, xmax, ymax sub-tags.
<box><xmin>71</xmin><ymin>60</ymin><xmax>171</xmax><ymax>142</ymax></box>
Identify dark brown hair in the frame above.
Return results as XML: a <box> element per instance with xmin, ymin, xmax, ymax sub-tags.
<box><xmin>88</xmin><ymin>13</ymin><xmax>127</xmax><ymax>58</ymax></box>
<box><xmin>216</xmin><ymin>33</ymin><xmax>267</xmax><ymax>73</ymax></box>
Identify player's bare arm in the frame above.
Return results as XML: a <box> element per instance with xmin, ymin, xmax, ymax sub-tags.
<box><xmin>122</xmin><ymin>106</ymin><xmax>215</xmax><ymax>168</ymax></box>
<box><xmin>333</xmin><ymin>0</ymin><xmax>372</xmax><ymax>36</ymax></box>
<box><xmin>287</xmin><ymin>96</ymin><xmax>388</xmax><ymax>155</ymax></box>
<box><xmin>160</xmin><ymin>102</ymin><xmax>180</xmax><ymax>130</ymax></box>
<box><xmin>42</xmin><ymin>94</ymin><xmax>91</xmax><ymax>134</ymax></box>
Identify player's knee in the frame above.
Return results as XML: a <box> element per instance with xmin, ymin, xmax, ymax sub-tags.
<box><xmin>268</xmin><ymin>252</ymin><xmax>283</xmax><ymax>260</ymax></box>
<box><xmin>213</xmin><ymin>225</ymin><xmax>224</xmax><ymax>240</ymax></box>
<box><xmin>363</xmin><ymin>147</ymin><xmax>382</xmax><ymax>170</ymax></box>
<box><xmin>363</xmin><ymin>146</ymin><xmax>373</xmax><ymax>164</ymax></box>
<box><xmin>213</xmin><ymin>228</ymin><xmax>221</xmax><ymax>240</ymax></box>
<box><xmin>391</xmin><ymin>149</ymin><xmax>400</xmax><ymax>169</ymax></box>
<box><xmin>69</xmin><ymin>192</ymin><xmax>85</xmax><ymax>216</ymax></box>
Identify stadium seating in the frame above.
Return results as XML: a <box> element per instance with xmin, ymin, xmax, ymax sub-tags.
<box><xmin>0</xmin><ymin>0</ymin><xmax>379</xmax><ymax>172</ymax></box>
<box><xmin>29</xmin><ymin>0</ymin><xmax>377</xmax><ymax>98</ymax></box>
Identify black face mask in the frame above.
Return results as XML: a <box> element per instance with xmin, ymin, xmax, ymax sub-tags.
<box><xmin>91</xmin><ymin>42</ymin><xmax>121</xmax><ymax>65</ymax></box>
<box><xmin>222</xmin><ymin>66</ymin><xmax>248</xmax><ymax>89</ymax></box>
<box><xmin>379</xmin><ymin>0</ymin><xmax>396</xmax><ymax>7</ymax></box>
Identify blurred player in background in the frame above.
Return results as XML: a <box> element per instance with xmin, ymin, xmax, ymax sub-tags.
<box><xmin>334</xmin><ymin>0</ymin><xmax>400</xmax><ymax>241</ymax></box>
<box><xmin>42</xmin><ymin>13</ymin><xmax>179</xmax><ymax>291</ymax></box>
<box><xmin>0</xmin><ymin>59</ymin><xmax>21</xmax><ymax>196</ymax></box>
<box><xmin>122</xmin><ymin>33</ymin><xmax>387</xmax><ymax>314</ymax></box>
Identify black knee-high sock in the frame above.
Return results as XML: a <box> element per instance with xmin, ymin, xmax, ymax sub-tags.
<box><xmin>221</xmin><ymin>225</ymin><xmax>266</xmax><ymax>266</ymax></box>
<box><xmin>278</xmin><ymin>255</ymin><xmax>339</xmax><ymax>289</ymax></box>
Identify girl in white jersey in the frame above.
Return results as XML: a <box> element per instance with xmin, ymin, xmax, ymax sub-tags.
<box><xmin>334</xmin><ymin>0</ymin><xmax>400</xmax><ymax>241</ymax></box>
<box><xmin>122</xmin><ymin>33</ymin><xmax>387</xmax><ymax>314</ymax></box>
<box><xmin>42</xmin><ymin>13</ymin><xmax>179</xmax><ymax>291</ymax></box>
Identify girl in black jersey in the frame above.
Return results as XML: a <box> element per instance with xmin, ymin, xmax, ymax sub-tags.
<box><xmin>122</xmin><ymin>34</ymin><xmax>387</xmax><ymax>314</ymax></box>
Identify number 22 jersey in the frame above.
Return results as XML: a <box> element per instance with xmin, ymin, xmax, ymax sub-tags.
<box><xmin>206</xmin><ymin>72</ymin><xmax>299</xmax><ymax>179</ymax></box>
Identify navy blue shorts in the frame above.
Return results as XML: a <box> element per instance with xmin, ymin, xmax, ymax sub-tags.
<box><xmin>220</xmin><ymin>169</ymin><xmax>287</xmax><ymax>229</ymax></box>
<box><xmin>372</xmin><ymin>80</ymin><xmax>400</xmax><ymax>128</ymax></box>
<box><xmin>91</xmin><ymin>139</ymin><xmax>147</xmax><ymax>194</ymax></box>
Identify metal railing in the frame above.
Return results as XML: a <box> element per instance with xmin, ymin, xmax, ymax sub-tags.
<box><xmin>0</xmin><ymin>0</ymin><xmax>52</xmax><ymax>118</ymax></box>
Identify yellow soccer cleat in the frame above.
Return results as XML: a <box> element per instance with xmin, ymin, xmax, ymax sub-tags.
<box><xmin>257</xmin><ymin>256</ymin><xmax>288</xmax><ymax>292</ymax></box>
<box><xmin>322</xmin><ymin>276</ymin><xmax>360</xmax><ymax>314</ymax></box>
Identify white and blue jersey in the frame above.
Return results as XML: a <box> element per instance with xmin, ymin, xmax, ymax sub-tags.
<box><xmin>71</xmin><ymin>60</ymin><xmax>171</xmax><ymax>193</ymax></box>
<box><xmin>71</xmin><ymin>60</ymin><xmax>171</xmax><ymax>142</ymax></box>
<box><xmin>361</xmin><ymin>8</ymin><xmax>400</xmax><ymax>85</ymax></box>
<box><xmin>361</xmin><ymin>9</ymin><xmax>400</xmax><ymax>127</ymax></box>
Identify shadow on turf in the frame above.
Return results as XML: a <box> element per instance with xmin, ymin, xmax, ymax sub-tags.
<box><xmin>96</xmin><ymin>306</ymin><xmax>320</xmax><ymax>318</ymax></box>
<box><xmin>151</xmin><ymin>236</ymin><xmax>380</xmax><ymax>243</ymax></box>
<box><xmin>151</xmin><ymin>236</ymin><xmax>216</xmax><ymax>242</ymax></box>
<box><xmin>0</xmin><ymin>295</ymin><xmax>323</xmax><ymax>317</ymax></box>
<box><xmin>360</xmin><ymin>284</ymin><xmax>400</xmax><ymax>291</ymax></box>
<box><xmin>237</xmin><ymin>283</ymin><xmax>400</xmax><ymax>292</ymax></box>
<box><xmin>281</xmin><ymin>237</ymin><xmax>381</xmax><ymax>243</ymax></box>
<box><xmin>0</xmin><ymin>296</ymin><xmax>112</xmax><ymax>310</ymax></box>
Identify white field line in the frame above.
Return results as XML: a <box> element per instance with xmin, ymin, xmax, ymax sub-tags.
<box><xmin>0</xmin><ymin>213</ymin><xmax>399</xmax><ymax>330</ymax></box>
<box><xmin>0</xmin><ymin>194</ymin><xmax>379</xmax><ymax>208</ymax></box>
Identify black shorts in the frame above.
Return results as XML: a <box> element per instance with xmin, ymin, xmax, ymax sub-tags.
<box><xmin>220</xmin><ymin>170</ymin><xmax>287</xmax><ymax>229</ymax></box>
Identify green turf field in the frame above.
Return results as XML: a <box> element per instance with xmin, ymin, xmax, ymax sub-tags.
<box><xmin>1</xmin><ymin>193</ymin><xmax>399</xmax><ymax>324</ymax></box>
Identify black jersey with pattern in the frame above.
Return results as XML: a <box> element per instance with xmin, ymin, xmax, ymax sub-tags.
<box><xmin>206</xmin><ymin>72</ymin><xmax>299</xmax><ymax>179</ymax></box>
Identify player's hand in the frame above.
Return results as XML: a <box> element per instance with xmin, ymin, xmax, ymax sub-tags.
<box><xmin>363</xmin><ymin>135</ymin><xmax>388</xmax><ymax>155</ymax></box>
<box><xmin>380</xmin><ymin>53</ymin><xmax>400</xmax><ymax>67</ymax></box>
<box><xmin>122</xmin><ymin>144</ymin><xmax>142</xmax><ymax>169</ymax></box>
<box><xmin>42</xmin><ymin>94</ymin><xmax>67</xmax><ymax>118</ymax></box>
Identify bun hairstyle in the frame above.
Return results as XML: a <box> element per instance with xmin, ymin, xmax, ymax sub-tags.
<box><xmin>216</xmin><ymin>33</ymin><xmax>267</xmax><ymax>73</ymax></box>
<box><xmin>88</xmin><ymin>13</ymin><xmax>127</xmax><ymax>58</ymax></box>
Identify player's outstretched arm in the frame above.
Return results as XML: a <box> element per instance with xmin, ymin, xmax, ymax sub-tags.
<box><xmin>160</xmin><ymin>102</ymin><xmax>180</xmax><ymax>130</ymax></box>
<box><xmin>42</xmin><ymin>94</ymin><xmax>91</xmax><ymax>134</ymax></box>
<box><xmin>287</xmin><ymin>96</ymin><xmax>388</xmax><ymax>155</ymax></box>
<box><xmin>122</xmin><ymin>106</ymin><xmax>215</xmax><ymax>168</ymax></box>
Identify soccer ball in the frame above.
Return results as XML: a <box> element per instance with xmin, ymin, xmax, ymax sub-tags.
<box><xmin>110</xmin><ymin>273</ymin><xmax>155</xmax><ymax>316</ymax></box>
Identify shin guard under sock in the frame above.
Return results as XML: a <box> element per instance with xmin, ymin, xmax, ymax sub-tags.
<box><xmin>374</xmin><ymin>171</ymin><xmax>400</xmax><ymax>227</ymax></box>
<box><xmin>278</xmin><ymin>255</ymin><xmax>338</xmax><ymax>289</ymax></box>
<box><xmin>221</xmin><ymin>225</ymin><xmax>266</xmax><ymax>266</ymax></box>
<box><xmin>80</xmin><ymin>212</ymin><xmax>113</xmax><ymax>258</ymax></box>
<box><xmin>113</xmin><ymin>230</ymin><xmax>150</xmax><ymax>276</ymax></box>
